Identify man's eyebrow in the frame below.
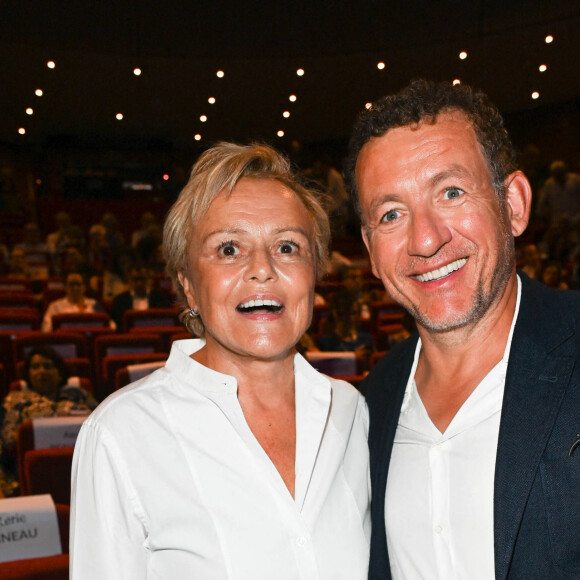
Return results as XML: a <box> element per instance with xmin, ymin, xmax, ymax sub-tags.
<box><xmin>429</xmin><ymin>165</ymin><xmax>473</xmax><ymax>187</ymax></box>
<box><xmin>367</xmin><ymin>193</ymin><xmax>403</xmax><ymax>215</ymax></box>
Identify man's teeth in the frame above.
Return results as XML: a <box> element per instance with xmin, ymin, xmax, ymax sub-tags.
<box><xmin>416</xmin><ymin>258</ymin><xmax>467</xmax><ymax>282</ymax></box>
<box><xmin>238</xmin><ymin>299</ymin><xmax>282</xmax><ymax>310</ymax></box>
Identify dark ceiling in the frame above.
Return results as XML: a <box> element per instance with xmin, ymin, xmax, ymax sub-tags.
<box><xmin>1</xmin><ymin>0</ymin><xmax>580</xmax><ymax>151</ymax></box>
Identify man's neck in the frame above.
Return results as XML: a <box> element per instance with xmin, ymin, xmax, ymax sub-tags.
<box><xmin>414</xmin><ymin>274</ymin><xmax>519</xmax><ymax>432</ymax></box>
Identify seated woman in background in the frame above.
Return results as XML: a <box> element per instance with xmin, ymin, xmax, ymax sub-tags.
<box><xmin>42</xmin><ymin>271</ymin><xmax>110</xmax><ymax>332</ymax></box>
<box><xmin>316</xmin><ymin>290</ymin><xmax>375</xmax><ymax>370</ymax></box>
<box><xmin>71</xmin><ymin>142</ymin><xmax>370</xmax><ymax>579</ymax></box>
<box><xmin>0</xmin><ymin>346</ymin><xmax>97</xmax><ymax>496</ymax></box>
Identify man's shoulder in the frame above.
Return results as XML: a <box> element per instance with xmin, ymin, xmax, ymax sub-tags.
<box><xmin>360</xmin><ymin>335</ymin><xmax>417</xmax><ymax>400</ymax></box>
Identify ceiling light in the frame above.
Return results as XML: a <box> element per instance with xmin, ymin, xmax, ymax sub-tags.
<box><xmin>200</xmin><ymin>115</ymin><xmax>207</xmax><ymax>122</ymax></box>
<box><xmin>377</xmin><ymin>62</ymin><xmax>385</xmax><ymax>70</ymax></box>
<box><xmin>116</xmin><ymin>113</ymin><xmax>124</xmax><ymax>120</ymax></box>
<box><xmin>26</xmin><ymin>108</ymin><xmax>33</xmax><ymax>115</ymax></box>
<box><xmin>365</xmin><ymin>102</ymin><xmax>372</xmax><ymax>110</ymax></box>
<box><xmin>539</xmin><ymin>64</ymin><xmax>547</xmax><ymax>72</ymax></box>
<box><xmin>545</xmin><ymin>35</ymin><xmax>553</xmax><ymax>44</ymax></box>
<box><xmin>459</xmin><ymin>51</ymin><xmax>467</xmax><ymax>60</ymax></box>
<box><xmin>47</xmin><ymin>61</ymin><xmax>55</xmax><ymax>69</ymax></box>
<box><xmin>216</xmin><ymin>70</ymin><xmax>225</xmax><ymax>78</ymax></box>
<box><xmin>296</xmin><ymin>69</ymin><xmax>304</xmax><ymax>76</ymax></box>
<box><xmin>453</xmin><ymin>79</ymin><xmax>461</xmax><ymax>85</ymax></box>
<box><xmin>289</xmin><ymin>95</ymin><xmax>297</xmax><ymax>102</ymax></box>
<box><xmin>133</xmin><ymin>68</ymin><xmax>142</xmax><ymax>76</ymax></box>
<box><xmin>283</xmin><ymin>111</ymin><xmax>290</xmax><ymax>118</ymax></box>
<box><xmin>531</xmin><ymin>91</ymin><xmax>540</xmax><ymax>100</ymax></box>
<box><xmin>277</xmin><ymin>130</ymin><xmax>284</xmax><ymax>137</ymax></box>
<box><xmin>208</xmin><ymin>97</ymin><xmax>216</xmax><ymax>104</ymax></box>
<box><xmin>194</xmin><ymin>134</ymin><xmax>201</xmax><ymax>141</ymax></box>
<box><xmin>35</xmin><ymin>89</ymin><xmax>43</xmax><ymax>97</ymax></box>
<box><xmin>18</xmin><ymin>128</ymin><xmax>26</xmax><ymax>135</ymax></box>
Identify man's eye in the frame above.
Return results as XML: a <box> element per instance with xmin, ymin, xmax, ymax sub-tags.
<box><xmin>381</xmin><ymin>209</ymin><xmax>400</xmax><ymax>223</ymax></box>
<box><xmin>217</xmin><ymin>241</ymin><xmax>239</xmax><ymax>256</ymax></box>
<box><xmin>443</xmin><ymin>187</ymin><xmax>464</xmax><ymax>200</ymax></box>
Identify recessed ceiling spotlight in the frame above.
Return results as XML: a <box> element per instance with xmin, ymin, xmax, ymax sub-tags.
<box><xmin>47</xmin><ymin>61</ymin><xmax>55</xmax><ymax>69</ymax></box>
<box><xmin>200</xmin><ymin>115</ymin><xmax>207</xmax><ymax>122</ymax></box>
<box><xmin>545</xmin><ymin>35</ymin><xmax>553</xmax><ymax>44</ymax></box>
<box><xmin>289</xmin><ymin>95</ymin><xmax>297</xmax><ymax>102</ymax></box>
<box><xmin>133</xmin><ymin>68</ymin><xmax>142</xmax><ymax>76</ymax></box>
<box><xmin>377</xmin><ymin>62</ymin><xmax>385</xmax><ymax>70</ymax></box>
<box><xmin>296</xmin><ymin>68</ymin><xmax>304</xmax><ymax>76</ymax></box>
<box><xmin>459</xmin><ymin>51</ymin><xmax>468</xmax><ymax>60</ymax></box>
<box><xmin>26</xmin><ymin>108</ymin><xmax>33</xmax><ymax>115</ymax></box>
<box><xmin>208</xmin><ymin>97</ymin><xmax>216</xmax><ymax>104</ymax></box>
<box><xmin>539</xmin><ymin>64</ymin><xmax>547</xmax><ymax>72</ymax></box>
<box><xmin>194</xmin><ymin>134</ymin><xmax>202</xmax><ymax>141</ymax></box>
<box><xmin>116</xmin><ymin>113</ymin><xmax>124</xmax><ymax>120</ymax></box>
<box><xmin>18</xmin><ymin>128</ymin><xmax>26</xmax><ymax>135</ymax></box>
<box><xmin>283</xmin><ymin>111</ymin><xmax>290</xmax><ymax>118</ymax></box>
<box><xmin>35</xmin><ymin>89</ymin><xmax>43</xmax><ymax>97</ymax></box>
<box><xmin>277</xmin><ymin>130</ymin><xmax>285</xmax><ymax>137</ymax></box>
<box><xmin>453</xmin><ymin>79</ymin><xmax>461</xmax><ymax>85</ymax></box>
<box><xmin>216</xmin><ymin>70</ymin><xmax>225</xmax><ymax>78</ymax></box>
<box><xmin>365</xmin><ymin>102</ymin><xmax>372</xmax><ymax>110</ymax></box>
<box><xmin>531</xmin><ymin>91</ymin><xmax>540</xmax><ymax>100</ymax></box>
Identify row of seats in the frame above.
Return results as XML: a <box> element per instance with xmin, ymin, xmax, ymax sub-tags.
<box><xmin>0</xmin><ymin>308</ymin><xmax>188</xmax><ymax>401</ymax></box>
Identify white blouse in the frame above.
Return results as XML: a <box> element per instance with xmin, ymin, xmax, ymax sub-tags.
<box><xmin>70</xmin><ymin>339</ymin><xmax>370</xmax><ymax>580</ymax></box>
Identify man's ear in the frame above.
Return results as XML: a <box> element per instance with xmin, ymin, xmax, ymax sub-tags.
<box><xmin>361</xmin><ymin>225</ymin><xmax>380</xmax><ymax>279</ymax></box>
<box><xmin>177</xmin><ymin>271</ymin><xmax>197</xmax><ymax>311</ymax></box>
<box><xmin>504</xmin><ymin>170</ymin><xmax>532</xmax><ymax>238</ymax></box>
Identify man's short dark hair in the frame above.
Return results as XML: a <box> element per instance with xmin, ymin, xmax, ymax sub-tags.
<box><xmin>346</xmin><ymin>79</ymin><xmax>517</xmax><ymax>219</ymax></box>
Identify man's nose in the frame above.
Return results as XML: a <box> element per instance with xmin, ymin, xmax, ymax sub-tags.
<box><xmin>406</xmin><ymin>208</ymin><xmax>452</xmax><ymax>257</ymax></box>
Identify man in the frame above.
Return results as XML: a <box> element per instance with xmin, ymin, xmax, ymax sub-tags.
<box><xmin>110</xmin><ymin>265</ymin><xmax>172</xmax><ymax>331</ymax></box>
<box><xmin>346</xmin><ymin>79</ymin><xmax>580</xmax><ymax>579</ymax></box>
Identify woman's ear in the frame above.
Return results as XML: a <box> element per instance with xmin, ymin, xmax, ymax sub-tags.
<box><xmin>504</xmin><ymin>170</ymin><xmax>532</xmax><ymax>238</ymax></box>
<box><xmin>178</xmin><ymin>271</ymin><xmax>197</xmax><ymax>311</ymax></box>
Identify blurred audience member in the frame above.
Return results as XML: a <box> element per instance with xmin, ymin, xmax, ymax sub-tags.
<box><xmin>536</xmin><ymin>160</ymin><xmax>580</xmax><ymax>226</ymax></box>
<box><xmin>520</xmin><ymin>243</ymin><xmax>542</xmax><ymax>279</ymax></box>
<box><xmin>101</xmin><ymin>247</ymin><xmax>135</xmax><ymax>301</ymax></box>
<box><xmin>541</xmin><ymin>260</ymin><xmax>568</xmax><ymax>290</ymax></box>
<box><xmin>46</xmin><ymin>211</ymin><xmax>74</xmax><ymax>254</ymax></box>
<box><xmin>42</xmin><ymin>272</ymin><xmax>108</xmax><ymax>332</ymax></box>
<box><xmin>110</xmin><ymin>265</ymin><xmax>172</xmax><ymax>330</ymax></box>
<box><xmin>0</xmin><ymin>346</ymin><xmax>97</xmax><ymax>496</ymax></box>
<box><xmin>131</xmin><ymin>211</ymin><xmax>158</xmax><ymax>248</ymax></box>
<box><xmin>316</xmin><ymin>292</ymin><xmax>374</xmax><ymax>369</ymax></box>
<box><xmin>87</xmin><ymin>224</ymin><xmax>109</xmax><ymax>275</ymax></box>
<box><xmin>101</xmin><ymin>212</ymin><xmax>125</xmax><ymax>250</ymax></box>
<box><xmin>6</xmin><ymin>247</ymin><xmax>30</xmax><ymax>280</ymax></box>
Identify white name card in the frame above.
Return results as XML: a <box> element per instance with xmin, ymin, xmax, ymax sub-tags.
<box><xmin>0</xmin><ymin>494</ymin><xmax>61</xmax><ymax>563</ymax></box>
<box><xmin>32</xmin><ymin>416</ymin><xmax>87</xmax><ymax>449</ymax></box>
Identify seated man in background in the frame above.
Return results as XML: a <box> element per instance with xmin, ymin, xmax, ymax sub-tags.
<box><xmin>42</xmin><ymin>271</ymin><xmax>109</xmax><ymax>332</ymax></box>
<box><xmin>110</xmin><ymin>264</ymin><xmax>173</xmax><ymax>331</ymax></box>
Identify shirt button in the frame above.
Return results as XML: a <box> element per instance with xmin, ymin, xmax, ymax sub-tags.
<box><xmin>296</xmin><ymin>536</ymin><xmax>308</xmax><ymax>547</ymax></box>
<box><xmin>435</xmin><ymin>525</ymin><xmax>443</xmax><ymax>534</ymax></box>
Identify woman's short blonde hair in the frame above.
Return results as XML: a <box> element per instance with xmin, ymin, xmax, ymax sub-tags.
<box><xmin>163</xmin><ymin>142</ymin><xmax>331</xmax><ymax>336</ymax></box>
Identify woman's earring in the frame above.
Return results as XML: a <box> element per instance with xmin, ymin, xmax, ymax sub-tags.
<box><xmin>189</xmin><ymin>308</ymin><xmax>199</xmax><ymax>318</ymax></box>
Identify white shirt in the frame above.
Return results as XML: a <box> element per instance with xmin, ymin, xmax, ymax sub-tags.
<box><xmin>71</xmin><ymin>339</ymin><xmax>370</xmax><ymax>580</ymax></box>
<box><xmin>41</xmin><ymin>297</ymin><xmax>100</xmax><ymax>332</ymax></box>
<box><xmin>385</xmin><ymin>277</ymin><xmax>522</xmax><ymax>580</ymax></box>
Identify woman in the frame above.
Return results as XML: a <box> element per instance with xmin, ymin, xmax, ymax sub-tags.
<box><xmin>71</xmin><ymin>143</ymin><xmax>370</xmax><ymax>579</ymax></box>
<box><xmin>0</xmin><ymin>346</ymin><xmax>96</xmax><ymax>496</ymax></box>
<box><xmin>41</xmin><ymin>271</ymin><xmax>111</xmax><ymax>332</ymax></box>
